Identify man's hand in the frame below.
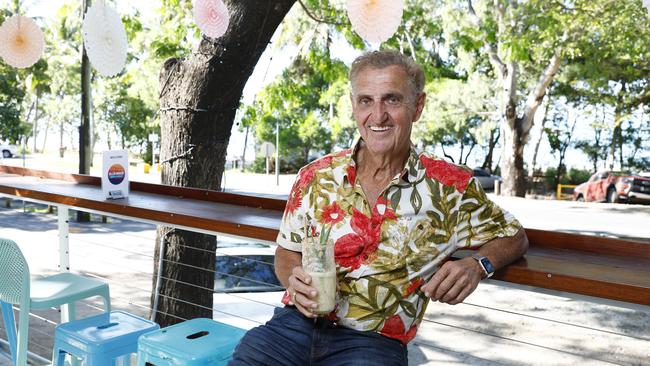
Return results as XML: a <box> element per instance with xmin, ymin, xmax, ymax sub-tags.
<box><xmin>287</xmin><ymin>266</ymin><xmax>320</xmax><ymax>318</ymax></box>
<box><xmin>420</xmin><ymin>257</ymin><xmax>483</xmax><ymax>305</ymax></box>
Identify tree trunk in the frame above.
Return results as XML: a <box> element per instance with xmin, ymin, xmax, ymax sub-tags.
<box><xmin>530</xmin><ymin>100</ymin><xmax>550</xmax><ymax>178</ymax></box>
<box><xmin>481</xmin><ymin>127</ymin><xmax>499</xmax><ymax>172</ymax></box>
<box><xmin>59</xmin><ymin>121</ymin><xmax>65</xmax><ymax>157</ymax></box>
<box><xmin>501</xmin><ymin>120</ymin><xmax>528</xmax><ymax>196</ymax></box>
<box><xmin>500</xmin><ymin>55</ymin><xmax>560</xmax><ymax>196</ymax></box>
<box><xmin>241</xmin><ymin>125</ymin><xmax>249</xmax><ymax>171</ymax></box>
<box><xmin>151</xmin><ymin>0</ymin><xmax>296</xmax><ymax>327</ymax></box>
<box><xmin>41</xmin><ymin>118</ymin><xmax>49</xmax><ymax>153</ymax></box>
<box><xmin>32</xmin><ymin>94</ymin><xmax>39</xmax><ymax>153</ymax></box>
<box><xmin>609</xmin><ymin>111</ymin><xmax>623</xmax><ymax>170</ymax></box>
<box><xmin>78</xmin><ymin>0</ymin><xmax>93</xmax><ymax>223</ymax></box>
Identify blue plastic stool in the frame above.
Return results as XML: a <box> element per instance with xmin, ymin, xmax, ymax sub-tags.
<box><xmin>136</xmin><ymin>318</ymin><xmax>246</xmax><ymax>366</ymax></box>
<box><xmin>52</xmin><ymin>310</ymin><xmax>159</xmax><ymax>366</ymax></box>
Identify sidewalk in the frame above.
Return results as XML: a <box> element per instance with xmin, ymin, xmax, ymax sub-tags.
<box><xmin>0</xmin><ymin>203</ymin><xmax>649</xmax><ymax>365</ymax></box>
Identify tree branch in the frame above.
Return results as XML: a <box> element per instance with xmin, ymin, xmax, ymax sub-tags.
<box><xmin>297</xmin><ymin>0</ymin><xmax>345</xmax><ymax>26</ymax></box>
<box><xmin>467</xmin><ymin>0</ymin><xmax>507</xmax><ymax>78</ymax></box>
<box><xmin>521</xmin><ymin>53</ymin><xmax>562</xmax><ymax>133</ymax></box>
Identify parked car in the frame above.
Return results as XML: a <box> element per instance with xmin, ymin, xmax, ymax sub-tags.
<box><xmin>0</xmin><ymin>142</ymin><xmax>18</xmax><ymax>158</ymax></box>
<box><xmin>472</xmin><ymin>168</ymin><xmax>502</xmax><ymax>191</ymax></box>
<box><xmin>573</xmin><ymin>171</ymin><xmax>650</xmax><ymax>204</ymax></box>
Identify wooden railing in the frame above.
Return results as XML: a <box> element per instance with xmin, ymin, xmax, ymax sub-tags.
<box><xmin>1</xmin><ymin>165</ymin><xmax>649</xmax><ymax>306</ymax></box>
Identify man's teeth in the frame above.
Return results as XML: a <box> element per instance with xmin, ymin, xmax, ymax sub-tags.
<box><xmin>370</xmin><ymin>126</ymin><xmax>391</xmax><ymax>132</ymax></box>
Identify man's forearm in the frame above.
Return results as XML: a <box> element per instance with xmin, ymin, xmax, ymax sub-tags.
<box><xmin>274</xmin><ymin>246</ymin><xmax>303</xmax><ymax>288</ymax></box>
<box><xmin>476</xmin><ymin>228</ymin><xmax>529</xmax><ymax>271</ymax></box>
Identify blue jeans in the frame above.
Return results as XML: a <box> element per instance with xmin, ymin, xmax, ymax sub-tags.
<box><xmin>229</xmin><ymin>306</ymin><xmax>408</xmax><ymax>366</ymax></box>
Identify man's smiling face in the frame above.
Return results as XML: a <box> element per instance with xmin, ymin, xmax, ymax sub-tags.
<box><xmin>351</xmin><ymin>65</ymin><xmax>426</xmax><ymax>157</ymax></box>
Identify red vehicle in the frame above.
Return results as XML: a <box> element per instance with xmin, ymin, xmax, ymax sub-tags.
<box><xmin>573</xmin><ymin>171</ymin><xmax>650</xmax><ymax>204</ymax></box>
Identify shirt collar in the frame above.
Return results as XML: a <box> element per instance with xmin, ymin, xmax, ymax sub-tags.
<box><xmin>342</xmin><ymin>136</ymin><xmax>421</xmax><ymax>187</ymax></box>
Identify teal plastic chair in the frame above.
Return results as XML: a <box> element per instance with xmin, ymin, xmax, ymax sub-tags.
<box><xmin>0</xmin><ymin>238</ymin><xmax>111</xmax><ymax>365</ymax></box>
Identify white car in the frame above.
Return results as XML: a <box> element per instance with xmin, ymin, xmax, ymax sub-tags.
<box><xmin>0</xmin><ymin>142</ymin><xmax>18</xmax><ymax>158</ymax></box>
<box><xmin>472</xmin><ymin>168</ymin><xmax>502</xmax><ymax>191</ymax></box>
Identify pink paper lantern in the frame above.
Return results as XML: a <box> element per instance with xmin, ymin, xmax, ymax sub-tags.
<box><xmin>347</xmin><ymin>0</ymin><xmax>404</xmax><ymax>44</ymax></box>
<box><xmin>193</xmin><ymin>0</ymin><xmax>230</xmax><ymax>38</ymax></box>
<box><xmin>0</xmin><ymin>15</ymin><xmax>44</xmax><ymax>69</ymax></box>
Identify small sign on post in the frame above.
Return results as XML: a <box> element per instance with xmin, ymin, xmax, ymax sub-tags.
<box><xmin>102</xmin><ymin>149</ymin><xmax>129</xmax><ymax>200</ymax></box>
<box><xmin>259</xmin><ymin>142</ymin><xmax>275</xmax><ymax>175</ymax></box>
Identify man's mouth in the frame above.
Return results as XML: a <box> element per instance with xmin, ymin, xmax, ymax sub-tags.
<box><xmin>369</xmin><ymin>126</ymin><xmax>392</xmax><ymax>132</ymax></box>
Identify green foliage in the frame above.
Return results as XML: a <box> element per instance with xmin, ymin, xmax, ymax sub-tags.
<box><xmin>0</xmin><ymin>60</ymin><xmax>25</xmax><ymax>143</ymax></box>
<box><xmin>414</xmin><ymin>74</ymin><xmax>497</xmax><ymax>163</ymax></box>
<box><xmin>545</xmin><ymin>166</ymin><xmax>592</xmax><ymax>186</ymax></box>
<box><xmin>149</xmin><ymin>0</ymin><xmax>197</xmax><ymax>59</ymax></box>
<box><xmin>243</xmin><ymin>45</ymin><xmax>349</xmax><ymax>170</ymax></box>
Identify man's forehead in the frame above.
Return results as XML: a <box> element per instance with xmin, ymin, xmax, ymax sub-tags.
<box><xmin>351</xmin><ymin>66</ymin><xmax>410</xmax><ymax>93</ymax></box>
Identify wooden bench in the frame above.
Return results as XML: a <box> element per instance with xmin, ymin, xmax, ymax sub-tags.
<box><xmin>1</xmin><ymin>165</ymin><xmax>648</xmax><ymax>306</ymax></box>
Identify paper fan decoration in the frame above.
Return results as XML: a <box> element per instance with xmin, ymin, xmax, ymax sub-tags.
<box><xmin>347</xmin><ymin>0</ymin><xmax>404</xmax><ymax>43</ymax></box>
<box><xmin>193</xmin><ymin>0</ymin><xmax>230</xmax><ymax>38</ymax></box>
<box><xmin>0</xmin><ymin>15</ymin><xmax>44</xmax><ymax>68</ymax></box>
<box><xmin>82</xmin><ymin>0</ymin><xmax>128</xmax><ymax>77</ymax></box>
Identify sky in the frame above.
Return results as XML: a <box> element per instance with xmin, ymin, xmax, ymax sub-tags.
<box><xmin>5</xmin><ymin>0</ymin><xmax>647</xmax><ymax>174</ymax></box>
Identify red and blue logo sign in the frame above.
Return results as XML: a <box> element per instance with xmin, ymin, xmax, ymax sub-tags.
<box><xmin>107</xmin><ymin>164</ymin><xmax>126</xmax><ymax>185</ymax></box>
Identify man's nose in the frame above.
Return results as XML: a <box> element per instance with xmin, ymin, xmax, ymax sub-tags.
<box><xmin>368</xmin><ymin>101</ymin><xmax>387</xmax><ymax>122</ymax></box>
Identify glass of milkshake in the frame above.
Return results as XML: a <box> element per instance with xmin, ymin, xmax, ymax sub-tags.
<box><xmin>302</xmin><ymin>234</ymin><xmax>336</xmax><ymax>315</ymax></box>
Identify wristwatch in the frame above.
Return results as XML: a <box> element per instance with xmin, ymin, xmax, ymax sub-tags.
<box><xmin>471</xmin><ymin>254</ymin><xmax>495</xmax><ymax>278</ymax></box>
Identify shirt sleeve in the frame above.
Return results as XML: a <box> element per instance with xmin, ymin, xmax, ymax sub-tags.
<box><xmin>454</xmin><ymin>177</ymin><xmax>522</xmax><ymax>249</ymax></box>
<box><xmin>276</xmin><ymin>171</ymin><xmax>307</xmax><ymax>252</ymax></box>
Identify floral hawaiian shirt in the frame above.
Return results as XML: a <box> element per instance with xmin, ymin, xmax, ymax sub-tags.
<box><xmin>277</xmin><ymin>137</ymin><xmax>522</xmax><ymax>344</ymax></box>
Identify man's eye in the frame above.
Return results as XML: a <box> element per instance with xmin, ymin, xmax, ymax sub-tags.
<box><xmin>387</xmin><ymin>97</ymin><xmax>401</xmax><ymax>105</ymax></box>
<box><xmin>359</xmin><ymin>98</ymin><xmax>372</xmax><ymax>106</ymax></box>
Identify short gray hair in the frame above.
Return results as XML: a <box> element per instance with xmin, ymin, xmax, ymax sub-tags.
<box><xmin>349</xmin><ymin>50</ymin><xmax>425</xmax><ymax>96</ymax></box>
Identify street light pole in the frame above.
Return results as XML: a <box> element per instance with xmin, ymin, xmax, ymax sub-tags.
<box><xmin>275</xmin><ymin>120</ymin><xmax>279</xmax><ymax>186</ymax></box>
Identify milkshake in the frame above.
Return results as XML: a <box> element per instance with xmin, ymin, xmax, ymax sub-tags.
<box><xmin>308</xmin><ymin>270</ymin><xmax>336</xmax><ymax>314</ymax></box>
<box><xmin>302</xmin><ymin>229</ymin><xmax>337</xmax><ymax>316</ymax></box>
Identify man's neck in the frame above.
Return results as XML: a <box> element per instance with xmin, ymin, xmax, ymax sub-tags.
<box><xmin>355</xmin><ymin>143</ymin><xmax>410</xmax><ymax>183</ymax></box>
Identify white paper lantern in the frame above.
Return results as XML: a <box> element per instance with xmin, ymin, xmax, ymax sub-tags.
<box><xmin>193</xmin><ymin>0</ymin><xmax>230</xmax><ymax>38</ymax></box>
<box><xmin>0</xmin><ymin>15</ymin><xmax>44</xmax><ymax>69</ymax></box>
<box><xmin>82</xmin><ymin>0</ymin><xmax>128</xmax><ymax>77</ymax></box>
<box><xmin>347</xmin><ymin>0</ymin><xmax>404</xmax><ymax>44</ymax></box>
<box><xmin>643</xmin><ymin>0</ymin><xmax>650</xmax><ymax>16</ymax></box>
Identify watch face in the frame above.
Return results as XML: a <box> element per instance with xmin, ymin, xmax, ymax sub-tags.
<box><xmin>479</xmin><ymin>257</ymin><xmax>495</xmax><ymax>275</ymax></box>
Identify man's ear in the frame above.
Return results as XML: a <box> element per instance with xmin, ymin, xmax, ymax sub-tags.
<box><xmin>412</xmin><ymin>92</ymin><xmax>427</xmax><ymax>122</ymax></box>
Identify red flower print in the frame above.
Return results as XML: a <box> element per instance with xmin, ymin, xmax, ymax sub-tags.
<box><xmin>334</xmin><ymin>208</ymin><xmax>382</xmax><ymax>270</ymax></box>
<box><xmin>419</xmin><ymin>155</ymin><xmax>473</xmax><ymax>192</ymax></box>
<box><xmin>285</xmin><ymin>181</ymin><xmax>302</xmax><ymax>214</ymax></box>
<box><xmin>346</xmin><ymin>165</ymin><xmax>357</xmax><ymax>186</ymax></box>
<box><xmin>406</xmin><ymin>278</ymin><xmax>425</xmax><ymax>295</ymax></box>
<box><xmin>380</xmin><ymin>315</ymin><xmax>418</xmax><ymax>345</ymax></box>
<box><xmin>372</xmin><ymin>196</ymin><xmax>397</xmax><ymax>221</ymax></box>
<box><xmin>320</xmin><ymin>201</ymin><xmax>345</xmax><ymax>225</ymax></box>
<box><xmin>333</xmin><ymin>148</ymin><xmax>352</xmax><ymax>158</ymax></box>
<box><xmin>297</xmin><ymin>156</ymin><xmax>334</xmax><ymax>189</ymax></box>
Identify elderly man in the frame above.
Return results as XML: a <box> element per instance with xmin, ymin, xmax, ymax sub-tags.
<box><xmin>229</xmin><ymin>50</ymin><xmax>528</xmax><ymax>365</ymax></box>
